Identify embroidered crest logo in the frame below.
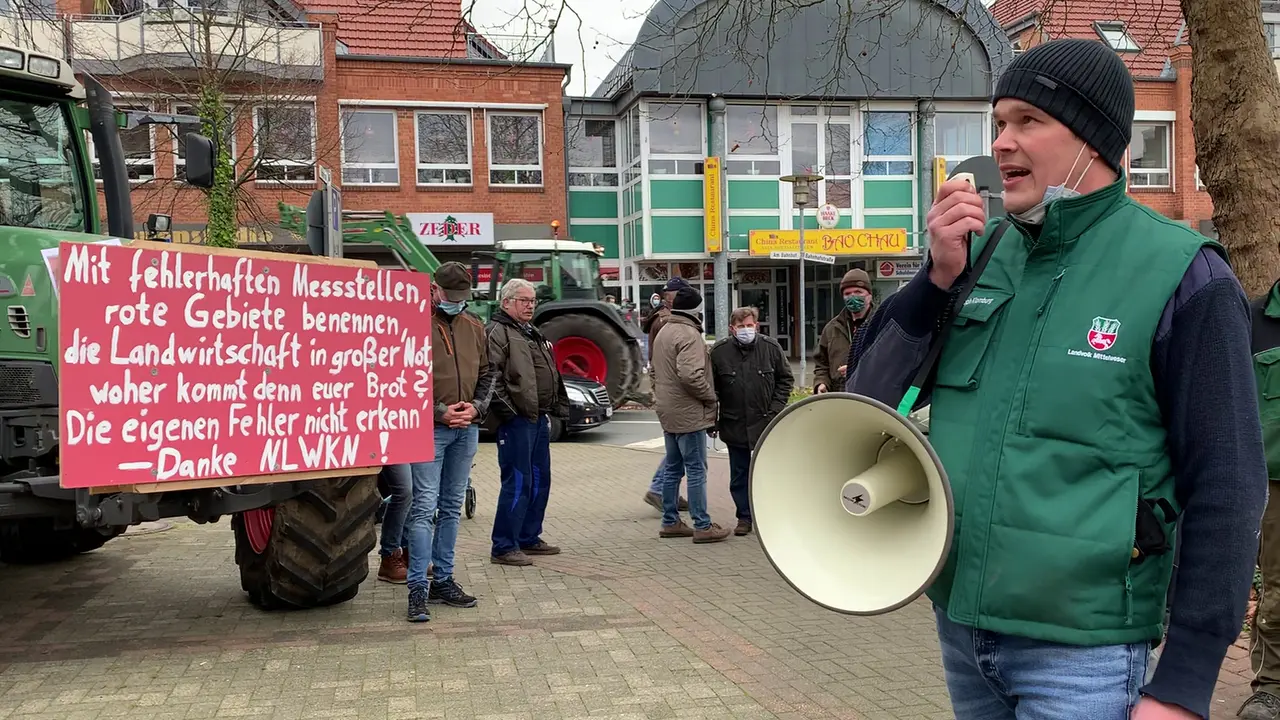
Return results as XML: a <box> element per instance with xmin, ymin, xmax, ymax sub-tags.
<box><xmin>1088</xmin><ymin>316</ymin><xmax>1121</xmax><ymax>352</ymax></box>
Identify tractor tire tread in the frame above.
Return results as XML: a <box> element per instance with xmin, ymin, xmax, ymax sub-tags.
<box><xmin>232</xmin><ymin>474</ymin><xmax>378</xmax><ymax>611</ymax></box>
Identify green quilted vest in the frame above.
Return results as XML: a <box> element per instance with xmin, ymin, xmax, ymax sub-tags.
<box><xmin>1252</xmin><ymin>282</ymin><xmax>1280</xmax><ymax>480</ymax></box>
<box><xmin>926</xmin><ymin>177</ymin><xmax>1220</xmax><ymax>646</ymax></box>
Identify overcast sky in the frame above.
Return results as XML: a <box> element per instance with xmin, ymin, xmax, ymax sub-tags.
<box><xmin>468</xmin><ymin>0</ymin><xmax>650</xmax><ymax>97</ymax></box>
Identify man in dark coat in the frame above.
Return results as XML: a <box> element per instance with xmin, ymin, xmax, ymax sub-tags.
<box><xmin>710</xmin><ymin>306</ymin><xmax>793</xmax><ymax>535</ymax></box>
<box><xmin>814</xmin><ymin>268</ymin><xmax>873</xmax><ymax>393</ymax></box>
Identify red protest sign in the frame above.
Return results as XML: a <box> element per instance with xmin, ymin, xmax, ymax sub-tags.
<box><xmin>57</xmin><ymin>241</ymin><xmax>435</xmax><ymax>489</ymax></box>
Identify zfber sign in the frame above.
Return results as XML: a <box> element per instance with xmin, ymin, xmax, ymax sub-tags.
<box><xmin>406</xmin><ymin>212</ymin><xmax>495</xmax><ymax>246</ymax></box>
<box><xmin>55</xmin><ymin>242</ymin><xmax>437</xmax><ymax>489</ymax></box>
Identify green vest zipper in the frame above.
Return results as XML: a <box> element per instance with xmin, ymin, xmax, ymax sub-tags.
<box><xmin>1016</xmin><ymin>267</ymin><xmax>1066</xmax><ymax>435</ymax></box>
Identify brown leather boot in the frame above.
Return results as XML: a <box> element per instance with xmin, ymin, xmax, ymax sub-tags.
<box><xmin>693</xmin><ymin>523</ymin><xmax>731</xmax><ymax>544</ymax></box>
<box><xmin>659</xmin><ymin>520</ymin><xmax>695</xmax><ymax>538</ymax></box>
<box><xmin>378</xmin><ymin>548</ymin><xmax>408</xmax><ymax>584</ymax></box>
<box><xmin>735</xmin><ymin>520</ymin><xmax>752</xmax><ymax>536</ymax></box>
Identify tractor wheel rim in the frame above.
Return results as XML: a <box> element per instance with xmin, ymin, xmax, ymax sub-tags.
<box><xmin>244</xmin><ymin>507</ymin><xmax>275</xmax><ymax>554</ymax></box>
<box><xmin>554</xmin><ymin>336</ymin><xmax>608</xmax><ymax>383</ymax></box>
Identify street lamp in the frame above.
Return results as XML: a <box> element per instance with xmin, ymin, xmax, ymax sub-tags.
<box><xmin>780</xmin><ymin>173</ymin><xmax>823</xmax><ymax>390</ymax></box>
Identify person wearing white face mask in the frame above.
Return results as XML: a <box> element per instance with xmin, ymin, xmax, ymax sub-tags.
<box><xmin>846</xmin><ymin>38</ymin><xmax>1265</xmax><ymax>720</ymax></box>
<box><xmin>709</xmin><ymin>307</ymin><xmax>793</xmax><ymax>535</ymax></box>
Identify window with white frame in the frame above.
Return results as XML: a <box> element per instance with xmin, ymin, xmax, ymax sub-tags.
<box><xmin>1095</xmin><ymin>21</ymin><xmax>1141</xmax><ymax>52</ymax></box>
<box><xmin>567</xmin><ymin>117</ymin><xmax>618</xmax><ymax>187</ymax></box>
<box><xmin>1268</xmin><ymin>23</ymin><xmax>1280</xmax><ymax>58</ymax></box>
<box><xmin>862</xmin><ymin>111</ymin><xmax>914</xmax><ymax>176</ymax></box>
<box><xmin>487</xmin><ymin>111</ymin><xmax>543</xmax><ymax>186</ymax></box>
<box><xmin>87</xmin><ymin>102</ymin><xmax>155</xmax><ymax>182</ymax></box>
<box><xmin>725</xmin><ymin>104</ymin><xmax>779</xmax><ymax>176</ymax></box>
<box><xmin>935</xmin><ymin>112</ymin><xmax>986</xmax><ymax>174</ymax></box>
<box><xmin>1129</xmin><ymin>122</ymin><xmax>1171</xmax><ymax>187</ymax></box>
<box><xmin>172</xmin><ymin>103</ymin><xmax>237</xmax><ymax>184</ymax></box>
<box><xmin>415</xmin><ymin>110</ymin><xmax>471</xmax><ymax>185</ymax></box>
<box><xmin>623</xmin><ymin>105</ymin><xmax>642</xmax><ymax>186</ymax></box>
<box><xmin>645</xmin><ymin>101</ymin><xmax>703</xmax><ymax>175</ymax></box>
<box><xmin>340</xmin><ymin>110</ymin><xmax>398</xmax><ymax>186</ymax></box>
<box><xmin>254</xmin><ymin>104</ymin><xmax>315</xmax><ymax>183</ymax></box>
<box><xmin>788</xmin><ymin>105</ymin><xmax>853</xmax><ymax>208</ymax></box>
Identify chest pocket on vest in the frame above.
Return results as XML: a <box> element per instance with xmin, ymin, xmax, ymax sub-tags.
<box><xmin>934</xmin><ymin>289</ymin><xmax>1014</xmax><ymax>391</ymax></box>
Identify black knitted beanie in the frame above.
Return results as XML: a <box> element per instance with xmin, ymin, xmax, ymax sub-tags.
<box><xmin>993</xmin><ymin>38</ymin><xmax>1135</xmax><ymax>174</ymax></box>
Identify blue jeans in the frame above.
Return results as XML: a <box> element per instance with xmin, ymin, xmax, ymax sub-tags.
<box><xmin>379</xmin><ymin>464</ymin><xmax>412</xmax><ymax>557</ymax></box>
<box><xmin>661</xmin><ymin>431</ymin><xmax>709</xmax><ymax>529</ymax></box>
<box><xmin>491</xmin><ymin>415</ymin><xmax>552</xmax><ymax>557</ymax></box>
<box><xmin>933</xmin><ymin>604</ymin><xmax>1149</xmax><ymax>719</ymax></box>
<box><xmin>406</xmin><ymin>424</ymin><xmax>478</xmax><ymax>590</ymax></box>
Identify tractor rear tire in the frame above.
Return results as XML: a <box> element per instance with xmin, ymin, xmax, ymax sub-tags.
<box><xmin>0</xmin><ymin>519</ymin><xmax>123</xmax><ymax>565</ymax></box>
<box><xmin>232</xmin><ymin>474</ymin><xmax>380</xmax><ymax>611</ymax></box>
<box><xmin>539</xmin><ymin>314</ymin><xmax>637</xmax><ymax>409</ymax></box>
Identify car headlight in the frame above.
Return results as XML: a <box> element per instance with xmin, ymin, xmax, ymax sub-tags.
<box><xmin>565</xmin><ymin>386</ymin><xmax>590</xmax><ymax>404</ymax></box>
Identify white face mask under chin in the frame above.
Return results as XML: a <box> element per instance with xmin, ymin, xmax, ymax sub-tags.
<box><xmin>1012</xmin><ymin>144</ymin><xmax>1094</xmax><ymax>225</ymax></box>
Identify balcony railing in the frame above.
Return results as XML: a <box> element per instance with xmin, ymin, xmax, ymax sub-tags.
<box><xmin>0</xmin><ymin>2</ymin><xmax>322</xmax><ymax>80</ymax></box>
<box><xmin>464</xmin><ymin>32</ymin><xmax>556</xmax><ymax>64</ymax></box>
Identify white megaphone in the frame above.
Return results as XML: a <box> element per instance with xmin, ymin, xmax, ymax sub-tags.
<box><xmin>749</xmin><ymin>392</ymin><xmax>952</xmax><ymax>614</ymax></box>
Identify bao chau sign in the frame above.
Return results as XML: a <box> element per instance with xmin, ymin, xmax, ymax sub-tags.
<box><xmin>406</xmin><ymin>212</ymin><xmax>495</xmax><ymax>247</ymax></box>
<box><xmin>748</xmin><ymin>228</ymin><xmax>908</xmax><ymax>256</ymax></box>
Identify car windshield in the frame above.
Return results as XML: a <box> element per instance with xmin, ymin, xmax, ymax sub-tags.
<box><xmin>0</xmin><ymin>96</ymin><xmax>88</xmax><ymax>232</ymax></box>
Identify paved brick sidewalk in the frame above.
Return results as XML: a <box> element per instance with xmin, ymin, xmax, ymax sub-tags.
<box><xmin>0</xmin><ymin>442</ymin><xmax>1258</xmax><ymax>719</ymax></box>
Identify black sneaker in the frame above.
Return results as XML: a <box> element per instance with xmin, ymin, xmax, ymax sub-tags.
<box><xmin>406</xmin><ymin>586</ymin><xmax>431</xmax><ymax>622</ymax></box>
<box><xmin>428</xmin><ymin>577</ymin><xmax>478</xmax><ymax>608</ymax></box>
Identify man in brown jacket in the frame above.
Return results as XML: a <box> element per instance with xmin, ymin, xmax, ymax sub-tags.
<box><xmin>640</xmin><ymin>277</ymin><xmax>691</xmax><ymax>511</ymax></box>
<box><xmin>486</xmin><ymin>278</ymin><xmax>571</xmax><ymax>567</ymax></box>
<box><xmin>404</xmin><ymin>262</ymin><xmax>496</xmax><ymax>623</ymax></box>
<box><xmin>813</xmin><ymin>268</ymin><xmax>873</xmax><ymax>393</ymax></box>
<box><xmin>651</xmin><ymin>286</ymin><xmax>731</xmax><ymax>543</ymax></box>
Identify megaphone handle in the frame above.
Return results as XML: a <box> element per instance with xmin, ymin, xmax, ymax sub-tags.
<box><xmin>895</xmin><ymin>219</ymin><xmax>1015</xmax><ymax>417</ymax></box>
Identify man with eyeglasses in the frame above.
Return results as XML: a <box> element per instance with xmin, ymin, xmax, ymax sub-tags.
<box><xmin>485</xmin><ymin>278</ymin><xmax>571</xmax><ymax>566</ymax></box>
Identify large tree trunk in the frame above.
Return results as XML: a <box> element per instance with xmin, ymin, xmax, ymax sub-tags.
<box><xmin>1181</xmin><ymin>0</ymin><xmax>1280</xmax><ymax>298</ymax></box>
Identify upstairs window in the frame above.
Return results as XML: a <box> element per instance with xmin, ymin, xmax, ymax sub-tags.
<box><xmin>487</xmin><ymin>111</ymin><xmax>543</xmax><ymax>187</ymax></box>
<box><xmin>1128</xmin><ymin>122</ymin><xmax>1171</xmax><ymax>188</ymax></box>
<box><xmin>341</xmin><ymin>110</ymin><xmax>399</xmax><ymax>186</ymax></box>
<box><xmin>567</xmin><ymin>117</ymin><xmax>618</xmax><ymax>187</ymax></box>
<box><xmin>1096</xmin><ymin>22</ymin><xmax>1141</xmax><ymax>52</ymax></box>
<box><xmin>862</xmin><ymin>110</ymin><xmax>914</xmax><ymax>177</ymax></box>
<box><xmin>725</xmin><ymin>104</ymin><xmax>779</xmax><ymax>176</ymax></box>
<box><xmin>254</xmin><ymin>104</ymin><xmax>315</xmax><ymax>183</ymax></box>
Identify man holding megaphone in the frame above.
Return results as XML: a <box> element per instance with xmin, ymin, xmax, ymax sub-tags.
<box><xmin>842</xmin><ymin>38</ymin><xmax>1267</xmax><ymax>720</ymax></box>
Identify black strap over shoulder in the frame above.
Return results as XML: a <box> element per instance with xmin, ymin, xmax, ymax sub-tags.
<box><xmin>903</xmin><ymin>220</ymin><xmax>1014</xmax><ymax>405</ymax></box>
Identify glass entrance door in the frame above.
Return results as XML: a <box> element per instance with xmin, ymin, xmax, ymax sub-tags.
<box><xmin>737</xmin><ymin>283</ymin><xmax>777</xmax><ymax>342</ymax></box>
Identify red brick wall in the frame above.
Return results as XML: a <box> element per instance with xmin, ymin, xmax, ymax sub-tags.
<box><xmin>90</xmin><ymin>16</ymin><xmax>568</xmax><ymax>239</ymax></box>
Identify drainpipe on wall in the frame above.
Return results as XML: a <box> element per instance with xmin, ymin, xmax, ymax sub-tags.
<box><xmin>708</xmin><ymin>96</ymin><xmax>730</xmax><ymax>342</ymax></box>
<box><xmin>917</xmin><ymin>99</ymin><xmax>937</xmax><ymax>257</ymax></box>
<box><xmin>562</xmin><ymin>95</ymin><xmax>573</xmax><ymax>243</ymax></box>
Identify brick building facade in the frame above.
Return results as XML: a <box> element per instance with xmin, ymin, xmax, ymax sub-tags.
<box><xmin>3</xmin><ymin>0</ymin><xmax>569</xmax><ymax>259</ymax></box>
<box><xmin>991</xmin><ymin>0</ymin><xmax>1214</xmax><ymax>234</ymax></box>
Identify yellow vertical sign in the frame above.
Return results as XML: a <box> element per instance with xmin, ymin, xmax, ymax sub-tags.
<box><xmin>933</xmin><ymin>156</ymin><xmax>948</xmax><ymax>198</ymax></box>
<box><xmin>704</xmin><ymin>156</ymin><xmax>723</xmax><ymax>253</ymax></box>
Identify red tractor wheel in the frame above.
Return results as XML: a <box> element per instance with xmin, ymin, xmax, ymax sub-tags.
<box><xmin>538</xmin><ymin>314</ymin><xmax>636</xmax><ymax>408</ymax></box>
<box><xmin>554</xmin><ymin>336</ymin><xmax>608</xmax><ymax>383</ymax></box>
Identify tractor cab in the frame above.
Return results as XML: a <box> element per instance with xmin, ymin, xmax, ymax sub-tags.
<box><xmin>472</xmin><ymin>239</ymin><xmax>608</xmax><ymax>306</ymax></box>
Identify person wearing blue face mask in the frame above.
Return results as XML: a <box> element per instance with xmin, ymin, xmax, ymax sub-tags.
<box><xmin>403</xmin><ymin>261</ymin><xmax>497</xmax><ymax>623</ymax></box>
<box><xmin>710</xmin><ymin>306</ymin><xmax>793</xmax><ymax>535</ymax></box>
<box><xmin>846</xmin><ymin>38</ymin><xmax>1265</xmax><ymax>720</ymax></box>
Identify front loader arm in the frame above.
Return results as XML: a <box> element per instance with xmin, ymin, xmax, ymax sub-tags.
<box><xmin>279</xmin><ymin>203</ymin><xmax>441</xmax><ymax>274</ymax></box>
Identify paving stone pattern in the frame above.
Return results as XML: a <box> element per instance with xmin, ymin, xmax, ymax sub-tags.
<box><xmin>0</xmin><ymin>443</ymin><xmax>1257</xmax><ymax>719</ymax></box>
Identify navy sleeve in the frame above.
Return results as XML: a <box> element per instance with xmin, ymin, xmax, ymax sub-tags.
<box><xmin>845</xmin><ymin>260</ymin><xmax>954</xmax><ymax>409</ymax></box>
<box><xmin>1140</xmin><ymin>248</ymin><xmax>1268</xmax><ymax>719</ymax></box>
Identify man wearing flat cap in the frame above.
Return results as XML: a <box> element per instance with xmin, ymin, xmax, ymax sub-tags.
<box><xmin>848</xmin><ymin>38</ymin><xmax>1266</xmax><ymax>719</ymax></box>
<box><xmin>404</xmin><ymin>261</ymin><xmax>496</xmax><ymax>623</ymax></box>
<box><xmin>640</xmin><ymin>275</ymin><xmax>691</xmax><ymax>513</ymax></box>
<box><xmin>813</xmin><ymin>268</ymin><xmax>873</xmax><ymax>394</ymax></box>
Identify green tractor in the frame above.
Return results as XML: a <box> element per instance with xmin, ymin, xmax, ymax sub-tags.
<box><xmin>0</xmin><ymin>43</ymin><xmax>381</xmax><ymax>610</ymax></box>
<box><xmin>278</xmin><ymin>205</ymin><xmax>646</xmax><ymax>409</ymax></box>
